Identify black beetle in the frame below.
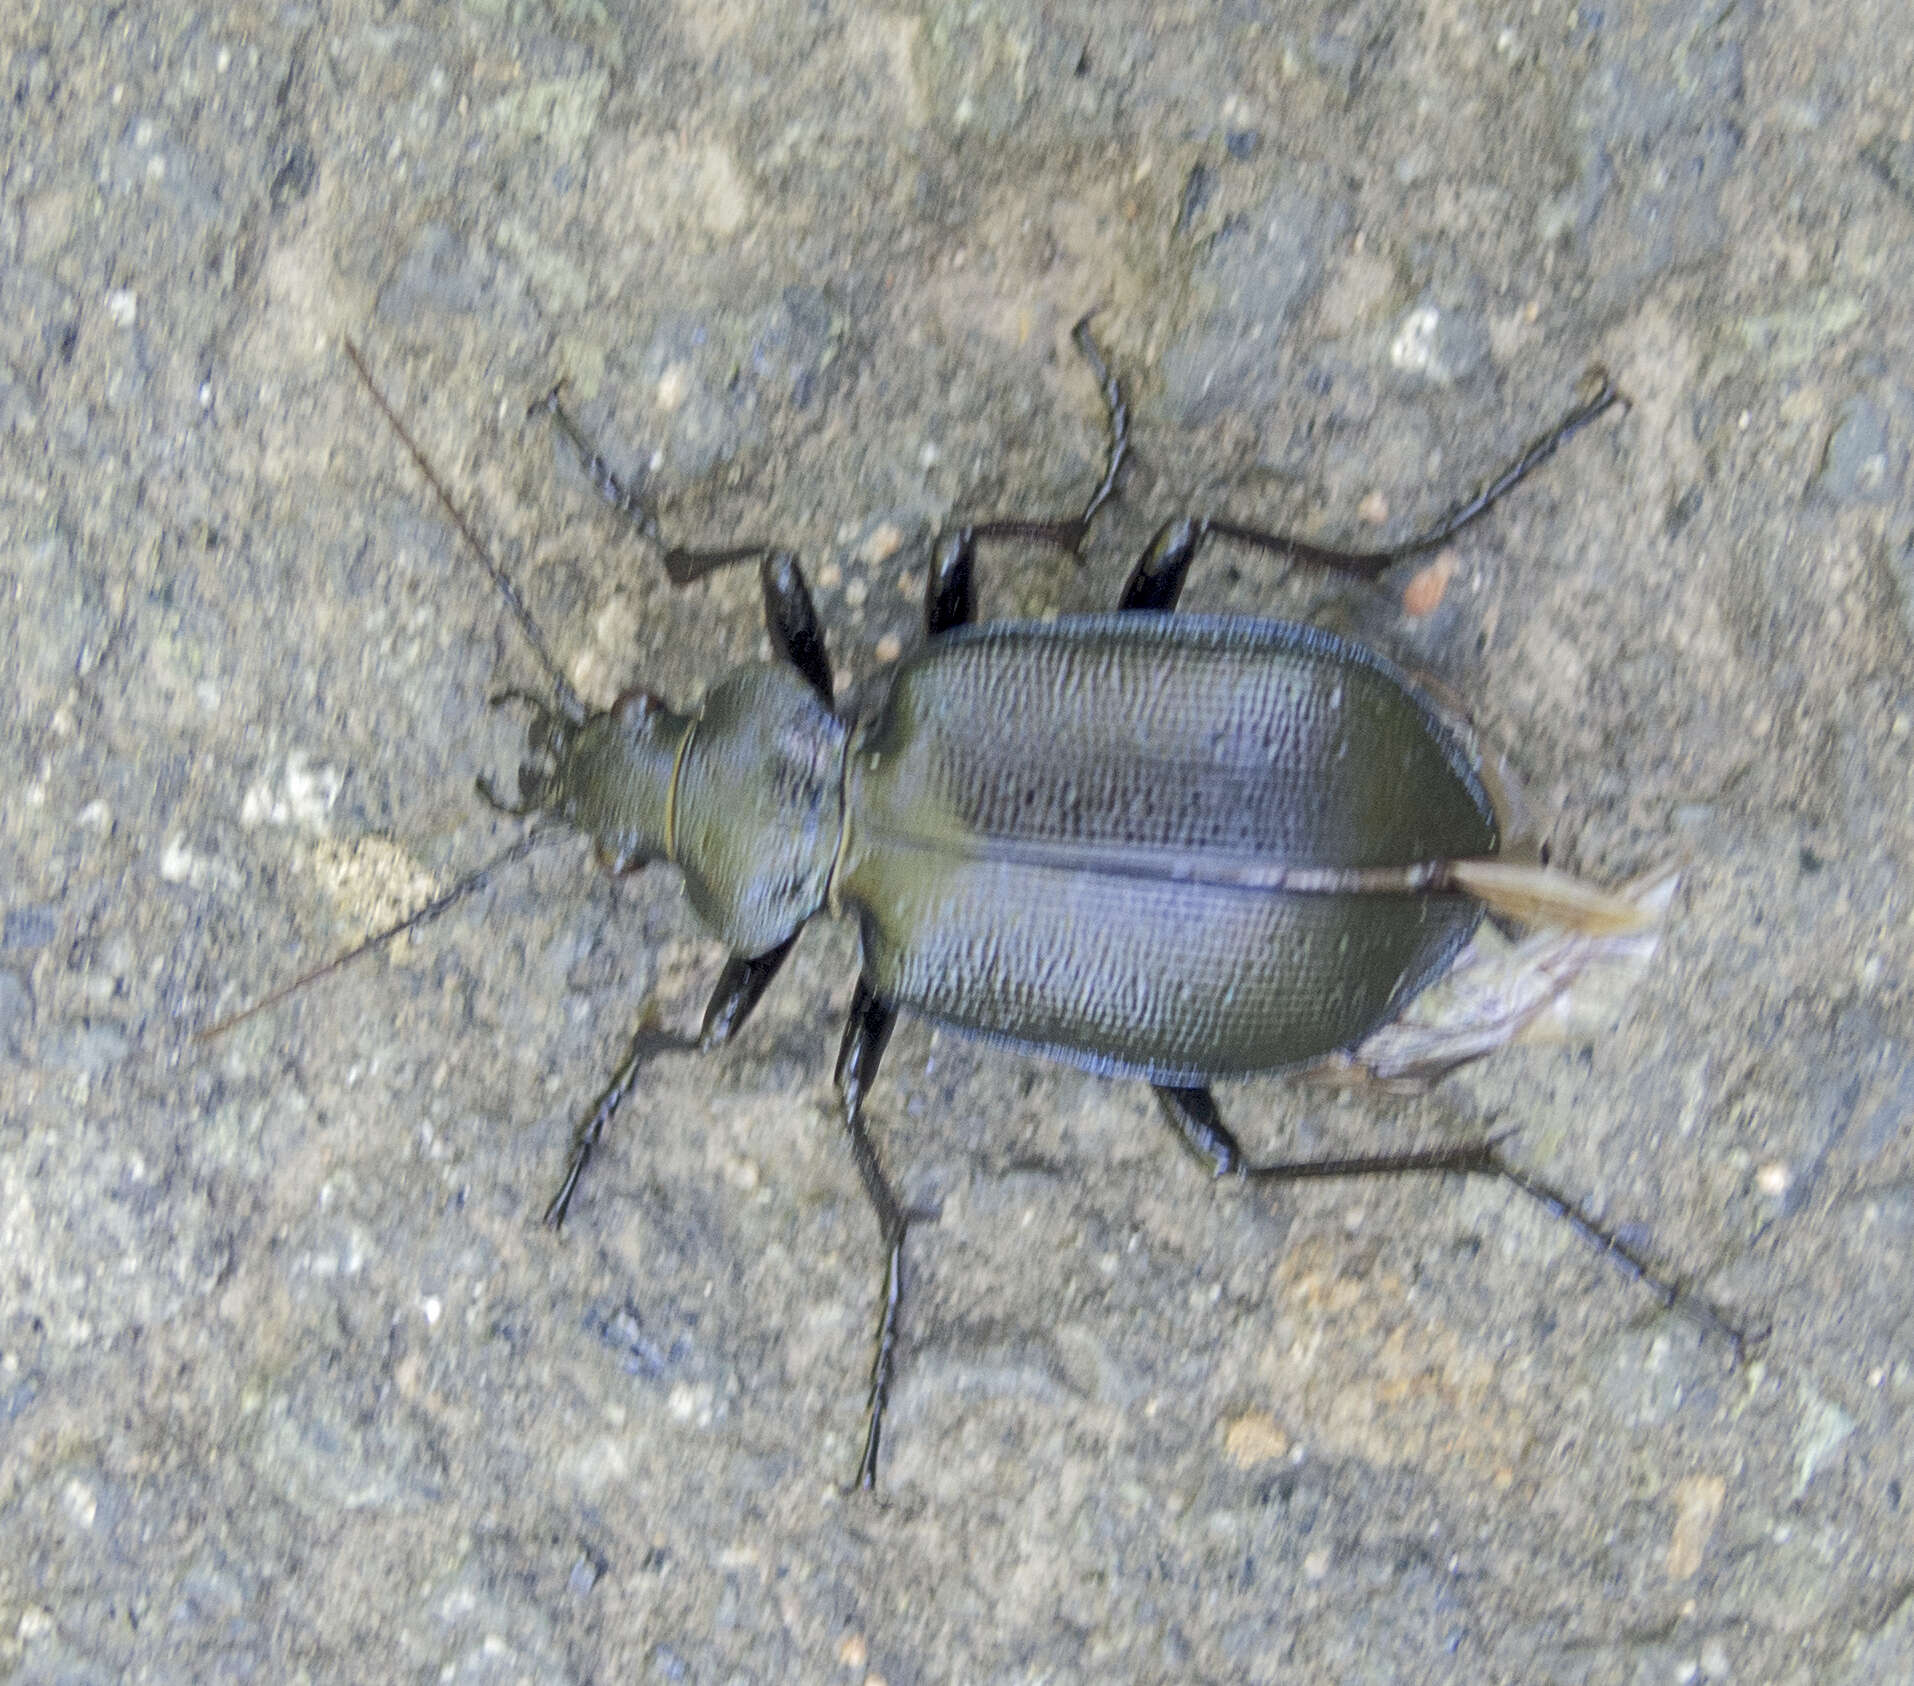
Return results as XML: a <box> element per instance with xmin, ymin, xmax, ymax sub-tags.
<box><xmin>212</xmin><ymin>324</ymin><xmax>1741</xmax><ymax>1488</ymax></box>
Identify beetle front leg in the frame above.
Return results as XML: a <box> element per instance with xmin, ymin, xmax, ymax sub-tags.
<box><xmin>533</xmin><ymin>387</ymin><xmax>773</xmax><ymax>586</ymax></box>
<box><xmin>543</xmin><ymin>934</ymin><xmax>800</xmax><ymax>1228</ymax></box>
<box><xmin>832</xmin><ymin>975</ymin><xmax>912</xmax><ymax>1490</ymax></box>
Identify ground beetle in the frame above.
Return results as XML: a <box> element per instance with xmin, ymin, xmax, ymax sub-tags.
<box><xmin>208</xmin><ymin>323</ymin><xmax>1744</xmax><ymax>1489</ymax></box>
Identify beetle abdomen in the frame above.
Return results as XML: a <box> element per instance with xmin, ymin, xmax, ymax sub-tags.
<box><xmin>836</xmin><ymin>615</ymin><xmax>1497</xmax><ymax>1081</ymax></box>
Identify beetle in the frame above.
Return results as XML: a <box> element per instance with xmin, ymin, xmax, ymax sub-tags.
<box><xmin>214</xmin><ymin>325</ymin><xmax>1740</xmax><ymax>1490</ymax></box>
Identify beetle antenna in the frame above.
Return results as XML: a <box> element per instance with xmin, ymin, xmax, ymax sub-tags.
<box><xmin>195</xmin><ymin>828</ymin><xmax>557</xmax><ymax>1042</ymax></box>
<box><xmin>343</xmin><ymin>339</ymin><xmax>586</xmax><ymax>726</ymax></box>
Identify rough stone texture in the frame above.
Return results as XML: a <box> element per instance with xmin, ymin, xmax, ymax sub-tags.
<box><xmin>2</xmin><ymin>2</ymin><xmax>1911</xmax><ymax>1682</ymax></box>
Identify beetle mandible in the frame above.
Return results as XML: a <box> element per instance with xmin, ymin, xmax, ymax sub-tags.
<box><xmin>218</xmin><ymin>324</ymin><xmax>1743</xmax><ymax>1490</ymax></box>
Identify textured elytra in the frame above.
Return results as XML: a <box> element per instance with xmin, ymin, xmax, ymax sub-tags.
<box><xmin>836</xmin><ymin>614</ymin><xmax>1498</xmax><ymax>1079</ymax></box>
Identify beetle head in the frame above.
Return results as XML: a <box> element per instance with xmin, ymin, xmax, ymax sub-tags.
<box><xmin>560</xmin><ymin>687</ymin><xmax>692</xmax><ymax>873</ymax></box>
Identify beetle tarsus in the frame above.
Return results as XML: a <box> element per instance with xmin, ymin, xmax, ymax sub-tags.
<box><xmin>859</xmin><ymin>1224</ymin><xmax>909</xmax><ymax>1492</ymax></box>
<box><xmin>1069</xmin><ymin>313</ymin><xmax>1130</xmax><ymax>537</ymax></box>
<box><xmin>1483</xmin><ymin>1146</ymin><xmax>1752</xmax><ymax>1356</ymax></box>
<box><xmin>543</xmin><ymin>1026</ymin><xmax>686</xmax><ymax>1229</ymax></box>
<box><xmin>1407</xmin><ymin>375</ymin><xmax>1621</xmax><ymax>554</ymax></box>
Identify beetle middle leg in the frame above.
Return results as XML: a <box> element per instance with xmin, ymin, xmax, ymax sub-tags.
<box><xmin>1115</xmin><ymin>373</ymin><xmax>1623</xmax><ymax>613</ymax></box>
<box><xmin>923</xmin><ymin>316</ymin><xmax>1132</xmax><ymax>636</ymax></box>
<box><xmin>1153</xmin><ymin>1084</ymin><xmax>1747</xmax><ymax>1354</ymax></box>
<box><xmin>543</xmin><ymin>933</ymin><xmax>800</xmax><ymax>1229</ymax></box>
<box><xmin>832</xmin><ymin>975</ymin><xmax>911</xmax><ymax>1490</ymax></box>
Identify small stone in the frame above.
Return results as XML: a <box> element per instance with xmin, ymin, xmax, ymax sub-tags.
<box><xmin>857</xmin><ymin>522</ymin><xmax>905</xmax><ymax>566</ymax></box>
<box><xmin>1794</xmin><ymin>1391</ymin><xmax>1855</xmax><ymax>1494</ymax></box>
<box><xmin>1814</xmin><ymin>398</ymin><xmax>1895</xmax><ymax>502</ymax></box>
<box><xmin>1388</xmin><ymin>299</ymin><xmax>1489</xmax><ymax>384</ymax></box>
<box><xmin>1665</xmin><ymin>1473</ymin><xmax>1725</xmax><ymax>1579</ymax></box>
<box><xmin>1222</xmin><ymin>1410</ymin><xmax>1290</xmax><ymax>1467</ymax></box>
<box><xmin>655</xmin><ymin>364</ymin><xmax>691</xmax><ymax>411</ymax></box>
<box><xmin>1401</xmin><ymin>551</ymin><xmax>1458</xmax><ymax>617</ymax></box>
<box><xmin>1390</xmin><ymin>305</ymin><xmax>1441</xmax><ymax>374</ymax></box>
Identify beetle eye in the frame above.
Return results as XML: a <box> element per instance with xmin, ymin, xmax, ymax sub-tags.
<box><xmin>613</xmin><ymin>688</ymin><xmax>667</xmax><ymax>726</ymax></box>
<box><xmin>593</xmin><ymin>838</ymin><xmax>649</xmax><ymax>876</ymax></box>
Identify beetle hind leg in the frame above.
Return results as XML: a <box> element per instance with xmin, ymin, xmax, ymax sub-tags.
<box><xmin>1115</xmin><ymin>372</ymin><xmax>1623</xmax><ymax>614</ymax></box>
<box><xmin>1155</xmin><ymin>1085</ymin><xmax>1750</xmax><ymax>1356</ymax></box>
<box><xmin>1154</xmin><ymin>1083</ymin><xmax>1498</xmax><ymax>1182</ymax></box>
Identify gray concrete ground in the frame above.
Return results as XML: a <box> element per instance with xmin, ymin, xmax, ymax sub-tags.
<box><xmin>3</xmin><ymin>2</ymin><xmax>1912</xmax><ymax>1681</ymax></box>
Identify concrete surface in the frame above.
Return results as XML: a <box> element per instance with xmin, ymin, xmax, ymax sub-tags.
<box><xmin>3</xmin><ymin>1</ymin><xmax>1912</xmax><ymax>1681</ymax></box>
